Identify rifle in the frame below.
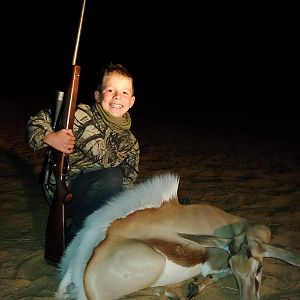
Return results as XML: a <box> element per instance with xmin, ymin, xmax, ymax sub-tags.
<box><xmin>44</xmin><ymin>0</ymin><xmax>86</xmax><ymax>265</ymax></box>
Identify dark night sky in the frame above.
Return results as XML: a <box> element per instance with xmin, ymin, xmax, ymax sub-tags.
<box><xmin>2</xmin><ymin>1</ymin><xmax>299</xmax><ymax>124</ymax></box>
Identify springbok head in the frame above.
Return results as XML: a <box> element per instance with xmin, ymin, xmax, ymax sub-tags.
<box><xmin>179</xmin><ymin>223</ymin><xmax>300</xmax><ymax>300</ymax></box>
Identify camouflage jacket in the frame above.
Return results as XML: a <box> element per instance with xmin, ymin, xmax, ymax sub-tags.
<box><xmin>27</xmin><ymin>103</ymin><xmax>140</xmax><ymax>198</ymax></box>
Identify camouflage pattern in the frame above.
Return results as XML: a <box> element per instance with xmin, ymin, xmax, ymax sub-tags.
<box><xmin>27</xmin><ymin>103</ymin><xmax>140</xmax><ymax>198</ymax></box>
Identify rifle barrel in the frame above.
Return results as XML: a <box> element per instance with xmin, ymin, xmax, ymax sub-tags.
<box><xmin>72</xmin><ymin>0</ymin><xmax>86</xmax><ymax>66</ymax></box>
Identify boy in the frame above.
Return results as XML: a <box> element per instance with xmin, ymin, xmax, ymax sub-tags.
<box><xmin>27</xmin><ymin>63</ymin><xmax>140</xmax><ymax>244</ymax></box>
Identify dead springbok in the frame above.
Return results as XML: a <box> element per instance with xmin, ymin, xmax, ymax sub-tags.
<box><xmin>56</xmin><ymin>173</ymin><xmax>300</xmax><ymax>300</ymax></box>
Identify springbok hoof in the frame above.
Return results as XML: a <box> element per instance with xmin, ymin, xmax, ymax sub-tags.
<box><xmin>186</xmin><ymin>281</ymin><xmax>199</xmax><ymax>299</ymax></box>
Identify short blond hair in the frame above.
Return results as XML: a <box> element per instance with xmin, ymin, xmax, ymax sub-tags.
<box><xmin>97</xmin><ymin>63</ymin><xmax>134</xmax><ymax>94</ymax></box>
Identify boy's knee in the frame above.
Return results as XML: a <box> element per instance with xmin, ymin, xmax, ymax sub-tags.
<box><xmin>106</xmin><ymin>167</ymin><xmax>123</xmax><ymax>189</ymax></box>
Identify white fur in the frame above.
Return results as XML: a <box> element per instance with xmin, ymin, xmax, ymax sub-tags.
<box><xmin>151</xmin><ymin>259</ymin><xmax>202</xmax><ymax>287</ymax></box>
<box><xmin>56</xmin><ymin>173</ymin><xmax>180</xmax><ymax>300</ymax></box>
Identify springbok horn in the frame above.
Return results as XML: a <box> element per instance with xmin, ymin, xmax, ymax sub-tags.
<box><xmin>263</xmin><ymin>243</ymin><xmax>300</xmax><ymax>267</ymax></box>
<box><xmin>178</xmin><ymin>233</ymin><xmax>232</xmax><ymax>252</ymax></box>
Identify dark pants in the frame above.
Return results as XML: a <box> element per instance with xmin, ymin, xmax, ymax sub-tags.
<box><xmin>65</xmin><ymin>166</ymin><xmax>123</xmax><ymax>241</ymax></box>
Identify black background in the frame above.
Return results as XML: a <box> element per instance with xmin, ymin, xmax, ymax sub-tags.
<box><xmin>2</xmin><ymin>1</ymin><xmax>299</xmax><ymax>126</ymax></box>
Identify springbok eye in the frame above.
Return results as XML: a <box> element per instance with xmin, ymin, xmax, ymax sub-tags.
<box><xmin>245</xmin><ymin>243</ymin><xmax>252</xmax><ymax>258</ymax></box>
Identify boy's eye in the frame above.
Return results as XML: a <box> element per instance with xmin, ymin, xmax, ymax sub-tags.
<box><xmin>105</xmin><ymin>89</ymin><xmax>114</xmax><ymax>93</ymax></box>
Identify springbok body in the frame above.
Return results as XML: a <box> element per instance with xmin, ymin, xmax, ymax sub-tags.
<box><xmin>56</xmin><ymin>173</ymin><xmax>300</xmax><ymax>300</ymax></box>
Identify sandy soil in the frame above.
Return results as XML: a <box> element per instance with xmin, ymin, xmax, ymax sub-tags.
<box><xmin>0</xmin><ymin>93</ymin><xmax>300</xmax><ymax>299</ymax></box>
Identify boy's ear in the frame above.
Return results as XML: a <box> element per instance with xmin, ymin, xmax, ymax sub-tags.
<box><xmin>129</xmin><ymin>96</ymin><xmax>135</xmax><ymax>108</ymax></box>
<box><xmin>94</xmin><ymin>91</ymin><xmax>101</xmax><ymax>102</ymax></box>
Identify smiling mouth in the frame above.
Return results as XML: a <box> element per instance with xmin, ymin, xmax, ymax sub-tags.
<box><xmin>110</xmin><ymin>103</ymin><xmax>123</xmax><ymax>109</ymax></box>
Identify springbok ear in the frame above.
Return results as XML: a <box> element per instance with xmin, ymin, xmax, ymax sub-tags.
<box><xmin>263</xmin><ymin>243</ymin><xmax>300</xmax><ymax>267</ymax></box>
<box><xmin>178</xmin><ymin>233</ymin><xmax>232</xmax><ymax>252</ymax></box>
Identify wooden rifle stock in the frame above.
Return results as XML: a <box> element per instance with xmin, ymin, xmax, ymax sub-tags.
<box><xmin>44</xmin><ymin>65</ymin><xmax>81</xmax><ymax>265</ymax></box>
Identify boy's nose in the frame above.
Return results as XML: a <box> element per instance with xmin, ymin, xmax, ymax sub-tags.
<box><xmin>113</xmin><ymin>92</ymin><xmax>120</xmax><ymax>99</ymax></box>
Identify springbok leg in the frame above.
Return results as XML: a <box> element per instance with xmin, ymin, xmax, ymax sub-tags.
<box><xmin>186</xmin><ymin>270</ymin><xmax>232</xmax><ymax>299</ymax></box>
<box><xmin>119</xmin><ymin>286</ymin><xmax>180</xmax><ymax>299</ymax></box>
<box><xmin>84</xmin><ymin>240</ymin><xmax>166</xmax><ymax>300</ymax></box>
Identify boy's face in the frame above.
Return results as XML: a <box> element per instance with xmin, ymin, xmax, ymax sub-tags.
<box><xmin>95</xmin><ymin>73</ymin><xmax>135</xmax><ymax>118</ymax></box>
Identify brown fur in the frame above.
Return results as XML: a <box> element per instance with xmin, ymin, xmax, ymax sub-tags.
<box><xmin>145</xmin><ymin>238</ymin><xmax>208</xmax><ymax>267</ymax></box>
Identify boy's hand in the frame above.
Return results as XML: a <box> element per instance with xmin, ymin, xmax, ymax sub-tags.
<box><xmin>44</xmin><ymin>129</ymin><xmax>75</xmax><ymax>154</ymax></box>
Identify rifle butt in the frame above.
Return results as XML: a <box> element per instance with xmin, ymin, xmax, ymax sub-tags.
<box><xmin>44</xmin><ymin>178</ymin><xmax>73</xmax><ymax>265</ymax></box>
<box><xmin>44</xmin><ymin>198</ymin><xmax>65</xmax><ymax>265</ymax></box>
